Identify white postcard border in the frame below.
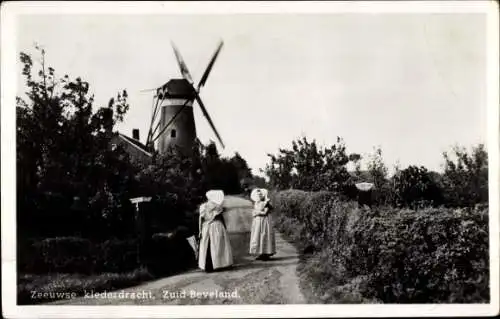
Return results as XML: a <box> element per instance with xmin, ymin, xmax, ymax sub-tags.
<box><xmin>2</xmin><ymin>1</ymin><xmax>498</xmax><ymax>318</ymax></box>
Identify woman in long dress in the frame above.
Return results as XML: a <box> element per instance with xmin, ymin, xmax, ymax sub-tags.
<box><xmin>198</xmin><ymin>190</ymin><xmax>233</xmax><ymax>272</ymax></box>
<box><xmin>249</xmin><ymin>188</ymin><xmax>276</xmax><ymax>260</ymax></box>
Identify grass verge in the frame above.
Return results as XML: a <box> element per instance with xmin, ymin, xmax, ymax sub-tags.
<box><xmin>18</xmin><ymin>267</ymin><xmax>154</xmax><ymax>305</ymax></box>
<box><xmin>277</xmin><ymin>227</ymin><xmax>377</xmax><ymax>304</ymax></box>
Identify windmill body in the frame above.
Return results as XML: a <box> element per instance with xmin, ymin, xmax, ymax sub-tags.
<box><xmin>157</xmin><ymin>79</ymin><xmax>197</xmax><ymax>155</ymax></box>
<box><xmin>145</xmin><ymin>41</ymin><xmax>226</xmax><ymax>156</ymax></box>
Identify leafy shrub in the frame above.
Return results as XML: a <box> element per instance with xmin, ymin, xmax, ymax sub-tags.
<box><xmin>143</xmin><ymin>234</ymin><xmax>197</xmax><ymax>277</ymax></box>
<box><xmin>348</xmin><ymin>206</ymin><xmax>489</xmax><ymax>303</ymax></box>
<box><xmin>272</xmin><ymin>189</ymin><xmax>309</xmax><ymax>221</ymax></box>
<box><xmin>18</xmin><ymin>235</ymin><xmax>196</xmax><ymax>276</ymax></box>
<box><xmin>392</xmin><ymin>166</ymin><xmax>444</xmax><ymax>208</ymax></box>
<box><xmin>272</xmin><ymin>189</ymin><xmax>358</xmax><ymax>251</ymax></box>
<box><xmin>271</xmin><ymin>190</ymin><xmax>310</xmax><ymax>248</ymax></box>
<box><xmin>273</xmin><ymin>190</ymin><xmax>489</xmax><ymax>303</ymax></box>
<box><xmin>442</xmin><ymin>144</ymin><xmax>488</xmax><ymax>207</ymax></box>
<box><xmin>95</xmin><ymin>239</ymin><xmax>139</xmax><ymax>273</ymax></box>
<box><xmin>31</xmin><ymin>237</ymin><xmax>95</xmax><ymax>274</ymax></box>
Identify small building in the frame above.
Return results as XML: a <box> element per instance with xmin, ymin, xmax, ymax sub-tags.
<box><xmin>348</xmin><ymin>171</ymin><xmax>376</xmax><ymax>207</ymax></box>
<box><xmin>110</xmin><ymin>129</ymin><xmax>153</xmax><ymax>166</ymax></box>
<box><xmin>355</xmin><ymin>181</ymin><xmax>375</xmax><ymax>204</ymax></box>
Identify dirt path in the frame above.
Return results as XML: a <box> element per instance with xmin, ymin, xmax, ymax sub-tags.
<box><xmin>53</xmin><ymin>196</ymin><xmax>306</xmax><ymax>305</ymax></box>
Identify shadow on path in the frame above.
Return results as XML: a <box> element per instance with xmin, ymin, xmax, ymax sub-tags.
<box><xmin>228</xmin><ymin>231</ymin><xmax>300</xmax><ymax>272</ymax></box>
<box><xmin>232</xmin><ymin>259</ymin><xmax>298</xmax><ymax>272</ymax></box>
<box><xmin>228</xmin><ymin>232</ymin><xmax>252</xmax><ymax>264</ymax></box>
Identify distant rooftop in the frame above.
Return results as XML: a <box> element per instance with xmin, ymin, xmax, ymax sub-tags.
<box><xmin>116</xmin><ymin>132</ymin><xmax>154</xmax><ymax>156</ymax></box>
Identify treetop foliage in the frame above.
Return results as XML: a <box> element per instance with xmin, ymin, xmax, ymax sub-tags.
<box><xmin>264</xmin><ymin>136</ymin><xmax>488</xmax><ymax>208</ymax></box>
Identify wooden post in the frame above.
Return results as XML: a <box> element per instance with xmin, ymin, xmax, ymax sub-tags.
<box><xmin>130</xmin><ymin>197</ymin><xmax>152</xmax><ymax>265</ymax></box>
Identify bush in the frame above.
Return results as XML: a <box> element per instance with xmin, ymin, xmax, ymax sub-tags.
<box><xmin>95</xmin><ymin>239</ymin><xmax>140</xmax><ymax>273</ymax></box>
<box><xmin>272</xmin><ymin>189</ymin><xmax>358</xmax><ymax>251</ymax></box>
<box><xmin>392</xmin><ymin>166</ymin><xmax>444</xmax><ymax>208</ymax></box>
<box><xmin>18</xmin><ymin>237</ymin><xmax>136</xmax><ymax>275</ymax></box>
<box><xmin>18</xmin><ymin>234</ymin><xmax>196</xmax><ymax>276</ymax></box>
<box><xmin>347</xmin><ymin>206</ymin><xmax>489</xmax><ymax>303</ymax></box>
<box><xmin>442</xmin><ymin>144</ymin><xmax>488</xmax><ymax>207</ymax></box>
<box><xmin>27</xmin><ymin>237</ymin><xmax>95</xmax><ymax>274</ymax></box>
<box><xmin>143</xmin><ymin>234</ymin><xmax>197</xmax><ymax>277</ymax></box>
<box><xmin>273</xmin><ymin>190</ymin><xmax>489</xmax><ymax>303</ymax></box>
<box><xmin>272</xmin><ymin>190</ymin><xmax>309</xmax><ymax>221</ymax></box>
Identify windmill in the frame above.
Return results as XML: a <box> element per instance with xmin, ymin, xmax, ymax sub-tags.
<box><xmin>143</xmin><ymin>40</ymin><xmax>225</xmax><ymax>156</ymax></box>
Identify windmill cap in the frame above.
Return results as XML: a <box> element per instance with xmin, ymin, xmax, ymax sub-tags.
<box><xmin>164</xmin><ymin>79</ymin><xmax>195</xmax><ymax>97</ymax></box>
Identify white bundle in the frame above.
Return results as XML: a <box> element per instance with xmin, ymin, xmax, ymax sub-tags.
<box><xmin>355</xmin><ymin>182</ymin><xmax>375</xmax><ymax>191</ymax></box>
<box><xmin>186</xmin><ymin>235</ymin><xmax>199</xmax><ymax>260</ymax></box>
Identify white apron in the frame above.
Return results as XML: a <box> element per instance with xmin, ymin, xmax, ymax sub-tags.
<box><xmin>249</xmin><ymin>201</ymin><xmax>276</xmax><ymax>255</ymax></box>
<box><xmin>198</xmin><ymin>202</ymin><xmax>233</xmax><ymax>270</ymax></box>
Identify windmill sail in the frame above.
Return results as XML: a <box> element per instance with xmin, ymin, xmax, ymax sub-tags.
<box><xmin>194</xmin><ymin>94</ymin><xmax>225</xmax><ymax>149</ymax></box>
<box><xmin>171</xmin><ymin>41</ymin><xmax>194</xmax><ymax>85</ymax></box>
<box><xmin>146</xmin><ymin>94</ymin><xmax>162</xmax><ymax>145</ymax></box>
<box><xmin>198</xmin><ymin>41</ymin><xmax>224</xmax><ymax>91</ymax></box>
<box><xmin>170</xmin><ymin>42</ymin><xmax>225</xmax><ymax>149</ymax></box>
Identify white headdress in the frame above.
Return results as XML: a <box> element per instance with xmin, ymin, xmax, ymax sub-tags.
<box><xmin>250</xmin><ymin>188</ymin><xmax>268</xmax><ymax>202</ymax></box>
<box><xmin>260</xmin><ymin>188</ymin><xmax>269</xmax><ymax>200</ymax></box>
<box><xmin>205</xmin><ymin>190</ymin><xmax>225</xmax><ymax>205</ymax></box>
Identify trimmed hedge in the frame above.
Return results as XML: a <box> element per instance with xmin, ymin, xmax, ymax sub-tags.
<box><xmin>18</xmin><ymin>234</ymin><xmax>197</xmax><ymax>276</ymax></box>
<box><xmin>272</xmin><ymin>190</ymin><xmax>489</xmax><ymax>303</ymax></box>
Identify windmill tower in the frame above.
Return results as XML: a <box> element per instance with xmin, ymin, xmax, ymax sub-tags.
<box><xmin>144</xmin><ymin>41</ymin><xmax>225</xmax><ymax>156</ymax></box>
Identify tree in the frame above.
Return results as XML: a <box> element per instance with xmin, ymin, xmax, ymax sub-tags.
<box><xmin>195</xmin><ymin>141</ymin><xmax>246</xmax><ymax>194</ymax></box>
<box><xmin>17</xmin><ymin>46</ymin><xmax>135</xmax><ymax>238</ymax></box>
<box><xmin>365</xmin><ymin>147</ymin><xmax>395</xmax><ymax>205</ymax></box>
<box><xmin>134</xmin><ymin>147</ymin><xmax>206</xmax><ymax>234</ymax></box>
<box><xmin>264</xmin><ymin>136</ymin><xmax>356</xmax><ymax>193</ymax></box>
<box><xmin>392</xmin><ymin>165</ymin><xmax>443</xmax><ymax>208</ymax></box>
<box><xmin>249</xmin><ymin>175</ymin><xmax>269</xmax><ymax>189</ymax></box>
<box><xmin>442</xmin><ymin>144</ymin><xmax>488</xmax><ymax>207</ymax></box>
<box><xmin>349</xmin><ymin>153</ymin><xmax>363</xmax><ymax>178</ymax></box>
<box><xmin>367</xmin><ymin>147</ymin><xmax>388</xmax><ymax>190</ymax></box>
<box><xmin>230</xmin><ymin>152</ymin><xmax>252</xmax><ymax>181</ymax></box>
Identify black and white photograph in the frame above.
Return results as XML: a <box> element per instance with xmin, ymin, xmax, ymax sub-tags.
<box><xmin>2</xmin><ymin>1</ymin><xmax>499</xmax><ymax>318</ymax></box>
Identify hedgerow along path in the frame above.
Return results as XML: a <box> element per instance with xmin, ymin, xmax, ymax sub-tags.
<box><xmin>51</xmin><ymin>196</ymin><xmax>306</xmax><ymax>305</ymax></box>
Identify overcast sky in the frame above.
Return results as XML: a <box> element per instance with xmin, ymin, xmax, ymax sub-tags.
<box><xmin>17</xmin><ymin>12</ymin><xmax>487</xmax><ymax>175</ymax></box>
